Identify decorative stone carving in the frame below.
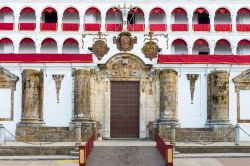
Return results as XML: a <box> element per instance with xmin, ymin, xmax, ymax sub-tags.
<box><xmin>187</xmin><ymin>74</ymin><xmax>199</xmax><ymax>104</ymax></box>
<box><xmin>52</xmin><ymin>74</ymin><xmax>64</xmax><ymax>103</ymax></box>
<box><xmin>0</xmin><ymin>67</ymin><xmax>19</xmax><ymax>121</ymax></box>
<box><xmin>113</xmin><ymin>31</ymin><xmax>137</xmax><ymax>52</ymax></box>
<box><xmin>91</xmin><ymin>32</ymin><xmax>109</xmax><ymax>60</ymax></box>
<box><xmin>233</xmin><ymin>69</ymin><xmax>250</xmax><ymax>123</ymax></box>
<box><xmin>73</xmin><ymin>69</ymin><xmax>91</xmax><ymax>121</ymax></box>
<box><xmin>206</xmin><ymin>70</ymin><xmax>230</xmax><ymax>127</ymax></box>
<box><xmin>159</xmin><ymin>69</ymin><xmax>178</xmax><ymax>123</ymax></box>
<box><xmin>141</xmin><ymin>78</ymin><xmax>153</xmax><ymax>95</ymax></box>
<box><xmin>21</xmin><ymin>69</ymin><xmax>43</xmax><ymax>124</ymax></box>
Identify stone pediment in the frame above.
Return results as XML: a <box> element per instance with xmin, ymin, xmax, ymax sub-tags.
<box><xmin>0</xmin><ymin>67</ymin><xmax>19</xmax><ymax>90</ymax></box>
<box><xmin>233</xmin><ymin>69</ymin><xmax>250</xmax><ymax>83</ymax></box>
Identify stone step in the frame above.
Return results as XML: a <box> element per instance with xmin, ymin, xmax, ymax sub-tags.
<box><xmin>69</xmin><ymin>150</ymin><xmax>79</xmax><ymax>156</ymax></box>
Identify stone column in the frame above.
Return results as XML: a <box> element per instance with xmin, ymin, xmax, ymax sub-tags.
<box><xmin>58</xmin><ymin>15</ymin><xmax>62</xmax><ymax>31</ymax></box>
<box><xmin>73</xmin><ymin>69</ymin><xmax>91</xmax><ymax>121</ymax></box>
<box><xmin>144</xmin><ymin>14</ymin><xmax>149</xmax><ymax>32</ymax></box>
<box><xmin>14</xmin><ymin>14</ymin><xmax>20</xmax><ymax>31</ymax></box>
<box><xmin>231</xmin><ymin>14</ymin><xmax>237</xmax><ymax>32</ymax></box>
<box><xmin>158</xmin><ymin>69</ymin><xmax>178</xmax><ymax>143</ymax></box>
<box><xmin>206</xmin><ymin>70</ymin><xmax>231</xmax><ymax>128</ymax></box>
<box><xmin>79</xmin><ymin>15</ymin><xmax>84</xmax><ymax>32</ymax></box>
<box><xmin>166</xmin><ymin>14</ymin><xmax>171</xmax><ymax>32</ymax></box>
<box><xmin>188</xmin><ymin>14</ymin><xmax>193</xmax><ymax>32</ymax></box>
<box><xmin>35</xmin><ymin>14</ymin><xmax>41</xmax><ymax>32</ymax></box>
<box><xmin>20</xmin><ymin>69</ymin><xmax>43</xmax><ymax>125</ymax></box>
<box><xmin>210</xmin><ymin>14</ymin><xmax>215</xmax><ymax>32</ymax></box>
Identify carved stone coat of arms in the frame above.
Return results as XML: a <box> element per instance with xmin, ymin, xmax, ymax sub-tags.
<box><xmin>141</xmin><ymin>41</ymin><xmax>159</xmax><ymax>60</ymax></box>
<box><xmin>113</xmin><ymin>32</ymin><xmax>137</xmax><ymax>52</ymax></box>
<box><xmin>92</xmin><ymin>40</ymin><xmax>110</xmax><ymax>60</ymax></box>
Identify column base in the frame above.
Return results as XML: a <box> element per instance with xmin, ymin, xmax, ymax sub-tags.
<box><xmin>70</xmin><ymin>119</ymin><xmax>96</xmax><ymax>141</ymax></box>
<box><xmin>205</xmin><ymin>120</ymin><xmax>232</xmax><ymax>128</ymax></box>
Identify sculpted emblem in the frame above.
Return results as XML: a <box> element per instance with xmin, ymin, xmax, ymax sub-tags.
<box><xmin>113</xmin><ymin>32</ymin><xmax>137</xmax><ymax>52</ymax></box>
<box><xmin>92</xmin><ymin>40</ymin><xmax>110</xmax><ymax>60</ymax></box>
<box><xmin>141</xmin><ymin>41</ymin><xmax>159</xmax><ymax>61</ymax></box>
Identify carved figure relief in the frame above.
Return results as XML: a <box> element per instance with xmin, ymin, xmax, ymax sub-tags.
<box><xmin>52</xmin><ymin>74</ymin><xmax>64</xmax><ymax>103</ymax></box>
<box><xmin>0</xmin><ymin>67</ymin><xmax>19</xmax><ymax>121</ymax></box>
<box><xmin>187</xmin><ymin>74</ymin><xmax>199</xmax><ymax>104</ymax></box>
<box><xmin>113</xmin><ymin>32</ymin><xmax>137</xmax><ymax>52</ymax></box>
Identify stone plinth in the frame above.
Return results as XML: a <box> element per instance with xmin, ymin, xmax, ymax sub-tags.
<box><xmin>206</xmin><ymin>70</ymin><xmax>231</xmax><ymax>128</ymax></box>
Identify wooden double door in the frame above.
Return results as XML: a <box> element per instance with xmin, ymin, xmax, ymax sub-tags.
<box><xmin>110</xmin><ymin>81</ymin><xmax>140</xmax><ymax>138</ymax></box>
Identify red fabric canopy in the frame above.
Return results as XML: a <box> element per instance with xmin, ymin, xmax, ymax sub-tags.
<box><xmin>21</xmin><ymin>7</ymin><xmax>35</xmax><ymax>14</ymax></box>
<box><xmin>194</xmin><ymin>8</ymin><xmax>208</xmax><ymax>14</ymax></box>
<box><xmin>194</xmin><ymin>39</ymin><xmax>209</xmax><ymax>47</ymax></box>
<box><xmin>42</xmin><ymin>38</ymin><xmax>56</xmax><ymax>45</ymax></box>
<box><xmin>238</xmin><ymin>39</ymin><xmax>250</xmax><ymax>46</ymax></box>
<box><xmin>158</xmin><ymin>55</ymin><xmax>250</xmax><ymax>64</ymax></box>
<box><xmin>0</xmin><ymin>7</ymin><xmax>13</xmax><ymax>13</ymax></box>
<box><xmin>0</xmin><ymin>38</ymin><xmax>13</xmax><ymax>44</ymax></box>
<box><xmin>43</xmin><ymin>7</ymin><xmax>56</xmax><ymax>13</ymax></box>
<box><xmin>216</xmin><ymin>39</ymin><xmax>230</xmax><ymax>46</ymax></box>
<box><xmin>0</xmin><ymin>54</ymin><xmax>93</xmax><ymax>63</ymax></box>
<box><xmin>107</xmin><ymin>8</ymin><xmax>121</xmax><ymax>14</ymax></box>
<box><xmin>172</xmin><ymin>39</ymin><xmax>187</xmax><ymax>46</ymax></box>
<box><xmin>172</xmin><ymin>8</ymin><xmax>187</xmax><ymax>14</ymax></box>
<box><xmin>129</xmin><ymin>8</ymin><xmax>144</xmax><ymax>14</ymax></box>
<box><xmin>64</xmin><ymin>8</ymin><xmax>78</xmax><ymax>13</ymax></box>
<box><xmin>216</xmin><ymin>8</ymin><xmax>230</xmax><ymax>14</ymax></box>
<box><xmin>20</xmin><ymin>38</ymin><xmax>34</xmax><ymax>44</ymax></box>
<box><xmin>238</xmin><ymin>8</ymin><xmax>250</xmax><ymax>14</ymax></box>
<box><xmin>150</xmin><ymin>8</ymin><xmax>165</xmax><ymax>14</ymax></box>
<box><xmin>86</xmin><ymin>7</ymin><xmax>100</xmax><ymax>13</ymax></box>
<box><xmin>64</xmin><ymin>38</ymin><xmax>78</xmax><ymax>45</ymax></box>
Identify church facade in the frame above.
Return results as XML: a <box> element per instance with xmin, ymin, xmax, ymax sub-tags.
<box><xmin>0</xmin><ymin>0</ymin><xmax>250</xmax><ymax>142</ymax></box>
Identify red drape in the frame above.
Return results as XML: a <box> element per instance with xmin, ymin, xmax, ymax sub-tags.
<box><xmin>0</xmin><ymin>38</ymin><xmax>13</xmax><ymax>44</ymax></box>
<box><xmin>62</xmin><ymin>23</ymin><xmax>79</xmax><ymax>31</ymax></box>
<box><xmin>107</xmin><ymin>8</ymin><xmax>121</xmax><ymax>14</ymax></box>
<box><xmin>43</xmin><ymin>8</ymin><xmax>56</xmax><ymax>13</ymax></box>
<box><xmin>19</xmin><ymin>23</ymin><xmax>36</xmax><ymax>30</ymax></box>
<box><xmin>127</xmin><ymin>24</ymin><xmax>145</xmax><ymax>31</ymax></box>
<box><xmin>149</xmin><ymin>24</ymin><xmax>166</xmax><ymax>31</ymax></box>
<box><xmin>84</xmin><ymin>23</ymin><xmax>101</xmax><ymax>31</ymax></box>
<box><xmin>237</xmin><ymin>24</ymin><xmax>250</xmax><ymax>31</ymax></box>
<box><xmin>194</xmin><ymin>39</ymin><xmax>208</xmax><ymax>47</ymax></box>
<box><xmin>172</xmin><ymin>39</ymin><xmax>187</xmax><ymax>46</ymax></box>
<box><xmin>171</xmin><ymin>24</ymin><xmax>188</xmax><ymax>31</ymax></box>
<box><xmin>238</xmin><ymin>40</ymin><xmax>250</xmax><ymax>46</ymax></box>
<box><xmin>0</xmin><ymin>23</ymin><xmax>14</xmax><ymax>30</ymax></box>
<box><xmin>216</xmin><ymin>8</ymin><xmax>230</xmax><ymax>14</ymax></box>
<box><xmin>238</xmin><ymin>8</ymin><xmax>250</xmax><ymax>14</ymax></box>
<box><xmin>216</xmin><ymin>39</ymin><xmax>230</xmax><ymax>46</ymax></box>
<box><xmin>194</xmin><ymin>8</ymin><xmax>208</xmax><ymax>14</ymax></box>
<box><xmin>0</xmin><ymin>7</ymin><xmax>13</xmax><ymax>13</ymax></box>
<box><xmin>215</xmin><ymin>24</ymin><xmax>232</xmax><ymax>31</ymax></box>
<box><xmin>128</xmin><ymin>8</ymin><xmax>144</xmax><ymax>14</ymax></box>
<box><xmin>40</xmin><ymin>23</ymin><xmax>57</xmax><ymax>31</ymax></box>
<box><xmin>64</xmin><ymin>38</ymin><xmax>78</xmax><ymax>45</ymax></box>
<box><xmin>20</xmin><ymin>38</ymin><xmax>34</xmax><ymax>44</ymax></box>
<box><xmin>150</xmin><ymin>8</ymin><xmax>165</xmax><ymax>14</ymax></box>
<box><xmin>172</xmin><ymin>8</ymin><xmax>187</xmax><ymax>14</ymax></box>
<box><xmin>0</xmin><ymin>54</ymin><xmax>93</xmax><ymax>63</ymax></box>
<box><xmin>65</xmin><ymin>8</ymin><xmax>78</xmax><ymax>13</ymax></box>
<box><xmin>20</xmin><ymin>7</ymin><xmax>35</xmax><ymax>14</ymax></box>
<box><xmin>86</xmin><ymin>8</ymin><xmax>100</xmax><ymax>13</ymax></box>
<box><xmin>42</xmin><ymin>38</ymin><xmax>56</xmax><ymax>45</ymax></box>
<box><xmin>158</xmin><ymin>55</ymin><xmax>250</xmax><ymax>64</ymax></box>
<box><xmin>106</xmin><ymin>24</ymin><xmax>123</xmax><ymax>31</ymax></box>
<box><xmin>193</xmin><ymin>24</ymin><xmax>210</xmax><ymax>31</ymax></box>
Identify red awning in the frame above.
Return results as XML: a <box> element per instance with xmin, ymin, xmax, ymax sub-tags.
<box><xmin>158</xmin><ymin>55</ymin><xmax>250</xmax><ymax>64</ymax></box>
<box><xmin>238</xmin><ymin>39</ymin><xmax>250</xmax><ymax>46</ymax></box>
<box><xmin>129</xmin><ymin>8</ymin><xmax>144</xmax><ymax>14</ymax></box>
<box><xmin>172</xmin><ymin>39</ymin><xmax>187</xmax><ymax>45</ymax></box>
<box><xmin>64</xmin><ymin>38</ymin><xmax>78</xmax><ymax>45</ymax></box>
<box><xmin>86</xmin><ymin>7</ymin><xmax>100</xmax><ymax>13</ymax></box>
<box><xmin>194</xmin><ymin>8</ymin><xmax>208</xmax><ymax>14</ymax></box>
<box><xmin>150</xmin><ymin>8</ymin><xmax>165</xmax><ymax>14</ymax></box>
<box><xmin>0</xmin><ymin>38</ymin><xmax>13</xmax><ymax>44</ymax></box>
<box><xmin>20</xmin><ymin>38</ymin><xmax>34</xmax><ymax>44</ymax></box>
<box><xmin>107</xmin><ymin>8</ymin><xmax>121</xmax><ymax>14</ymax></box>
<box><xmin>216</xmin><ymin>8</ymin><xmax>230</xmax><ymax>14</ymax></box>
<box><xmin>216</xmin><ymin>39</ymin><xmax>230</xmax><ymax>46</ymax></box>
<box><xmin>41</xmin><ymin>38</ymin><xmax>56</xmax><ymax>45</ymax></box>
<box><xmin>0</xmin><ymin>7</ymin><xmax>13</xmax><ymax>13</ymax></box>
<box><xmin>0</xmin><ymin>54</ymin><xmax>93</xmax><ymax>63</ymax></box>
<box><xmin>238</xmin><ymin>8</ymin><xmax>250</xmax><ymax>14</ymax></box>
<box><xmin>43</xmin><ymin>7</ymin><xmax>56</xmax><ymax>13</ymax></box>
<box><xmin>172</xmin><ymin>8</ymin><xmax>187</xmax><ymax>14</ymax></box>
<box><xmin>64</xmin><ymin>8</ymin><xmax>78</xmax><ymax>13</ymax></box>
<box><xmin>194</xmin><ymin>39</ymin><xmax>209</xmax><ymax>47</ymax></box>
<box><xmin>20</xmin><ymin>7</ymin><xmax>35</xmax><ymax>14</ymax></box>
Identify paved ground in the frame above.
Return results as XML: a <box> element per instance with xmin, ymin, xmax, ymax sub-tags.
<box><xmin>0</xmin><ymin>158</ymin><xmax>250</xmax><ymax>166</ymax></box>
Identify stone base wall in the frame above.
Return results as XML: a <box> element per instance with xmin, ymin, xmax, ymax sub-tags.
<box><xmin>159</xmin><ymin>126</ymin><xmax>235</xmax><ymax>142</ymax></box>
